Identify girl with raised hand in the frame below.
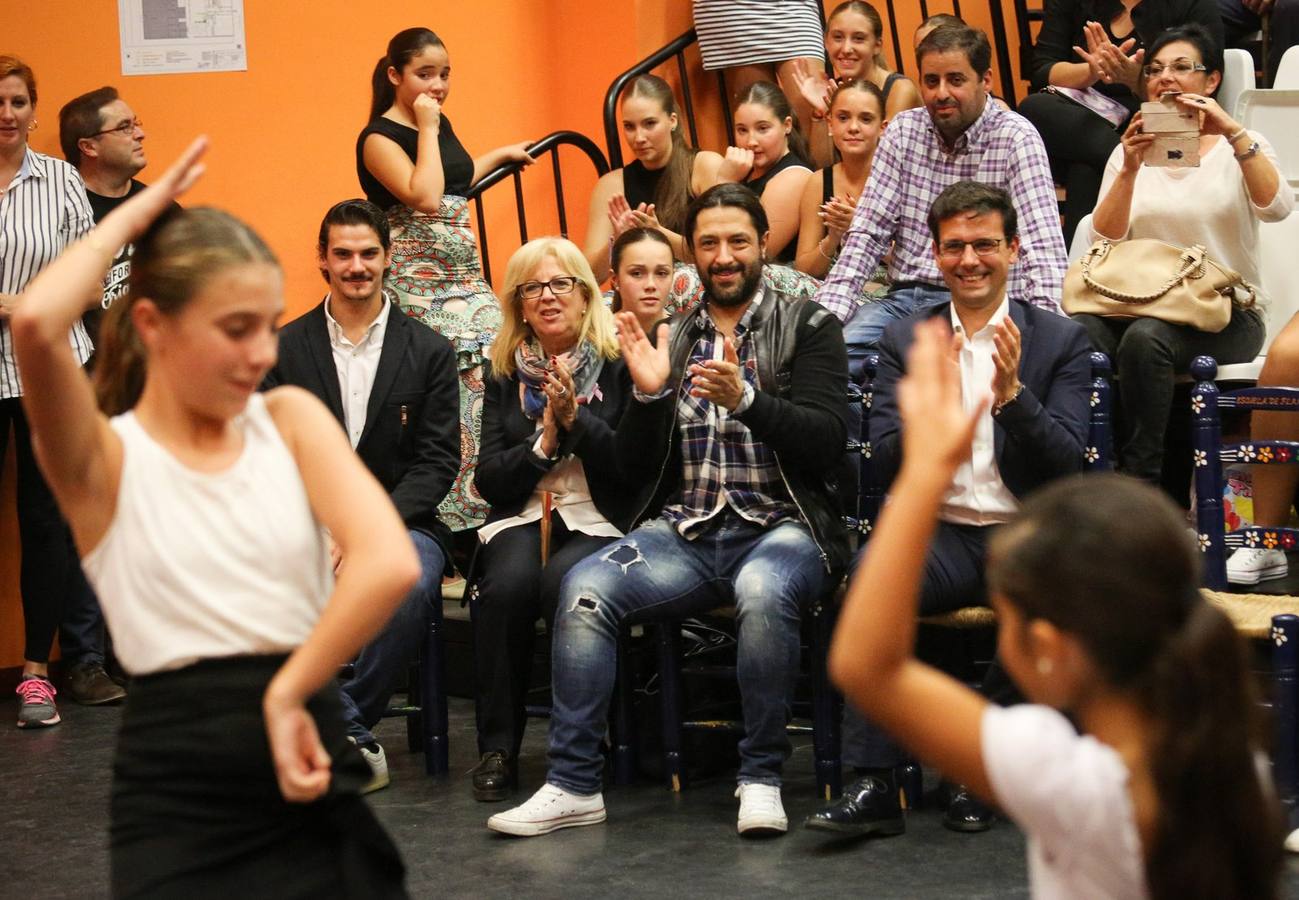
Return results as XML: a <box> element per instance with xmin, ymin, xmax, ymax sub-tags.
<box><xmin>830</xmin><ymin>317</ymin><xmax>1284</xmax><ymax>899</ymax></box>
<box><xmin>583</xmin><ymin>75</ymin><xmax>724</xmax><ymax>282</ymax></box>
<box><xmin>795</xmin><ymin>79</ymin><xmax>886</xmax><ymax>280</ymax></box>
<box><xmin>359</xmin><ymin>26</ymin><xmax>535</xmax><ymax>535</ymax></box>
<box><xmin>12</xmin><ymin>139</ymin><xmax>419</xmax><ymax>897</ymax></box>
<box><xmin>718</xmin><ymin>81</ymin><xmax>813</xmax><ymax>265</ymax></box>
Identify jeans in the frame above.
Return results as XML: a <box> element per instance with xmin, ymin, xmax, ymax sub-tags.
<box><xmin>338</xmin><ymin>529</ymin><xmax>446</xmax><ymax>746</ymax></box>
<box><xmin>59</xmin><ymin>566</ymin><xmax>107</xmax><ymax>668</ymax></box>
<box><xmin>471</xmin><ymin>518</ymin><xmax>616</xmax><ymax>758</ymax></box>
<box><xmin>843</xmin><ymin>522</ymin><xmax>1022</xmax><ymax>769</ymax></box>
<box><xmin>842</xmin><ymin>285</ymin><xmax>951</xmax><ymax>381</ymax></box>
<box><xmin>1221</xmin><ymin>0</ymin><xmax>1298</xmax><ymax>86</ymax></box>
<box><xmin>546</xmin><ymin>513</ymin><xmax>826</xmax><ymax>795</ymax></box>
<box><xmin>1074</xmin><ymin>309</ymin><xmax>1265</xmax><ymax>483</ymax></box>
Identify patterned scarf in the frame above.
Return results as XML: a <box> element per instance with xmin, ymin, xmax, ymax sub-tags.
<box><xmin>514</xmin><ymin>340</ymin><xmax>605</xmax><ymax>420</ymax></box>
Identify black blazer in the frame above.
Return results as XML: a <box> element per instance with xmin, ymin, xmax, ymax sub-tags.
<box><xmin>263</xmin><ymin>299</ymin><xmax>461</xmax><ymax>560</ymax></box>
<box><xmin>476</xmin><ymin>357</ymin><xmax>641</xmax><ymax>534</ymax></box>
<box><xmin>872</xmin><ymin>299</ymin><xmax>1093</xmax><ymax>499</ymax></box>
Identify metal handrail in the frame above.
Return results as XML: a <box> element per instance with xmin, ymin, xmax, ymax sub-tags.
<box><xmin>602</xmin><ymin>29</ymin><xmax>719</xmax><ymax>169</ymax></box>
<box><xmin>465</xmin><ymin>130</ymin><xmax>609</xmax><ymax>283</ymax></box>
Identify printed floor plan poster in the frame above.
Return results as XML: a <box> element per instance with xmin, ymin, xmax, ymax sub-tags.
<box><xmin>118</xmin><ymin>0</ymin><xmax>247</xmax><ymax>75</ymax></box>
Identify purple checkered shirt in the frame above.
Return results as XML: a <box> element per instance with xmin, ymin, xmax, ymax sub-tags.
<box><xmin>660</xmin><ymin>294</ymin><xmax>799</xmax><ymax>537</ymax></box>
<box><xmin>814</xmin><ymin>101</ymin><xmax>1067</xmax><ymax>322</ymax></box>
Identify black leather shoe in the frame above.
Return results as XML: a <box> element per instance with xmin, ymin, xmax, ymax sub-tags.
<box><xmin>471</xmin><ymin>751</ymin><xmax>515</xmax><ymax>802</ymax></box>
<box><xmin>944</xmin><ymin>784</ymin><xmax>994</xmax><ymax>833</ymax></box>
<box><xmin>803</xmin><ymin>773</ymin><xmax>905</xmax><ymax>836</ymax></box>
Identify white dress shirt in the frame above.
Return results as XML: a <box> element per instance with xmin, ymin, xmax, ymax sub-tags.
<box><xmin>941</xmin><ymin>298</ymin><xmax>1019</xmax><ymax>526</ymax></box>
<box><xmin>325</xmin><ymin>295</ymin><xmax>391</xmax><ymax>448</ymax></box>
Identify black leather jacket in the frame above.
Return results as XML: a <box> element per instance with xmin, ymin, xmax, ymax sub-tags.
<box><xmin>616</xmin><ymin>286</ymin><xmax>852</xmax><ymax>574</ymax></box>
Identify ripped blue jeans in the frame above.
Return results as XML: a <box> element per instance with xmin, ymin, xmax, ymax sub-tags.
<box><xmin>545</xmin><ymin>513</ymin><xmax>826</xmax><ymax>795</ymax></box>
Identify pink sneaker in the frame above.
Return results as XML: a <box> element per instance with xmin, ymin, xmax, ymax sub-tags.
<box><xmin>16</xmin><ymin>675</ymin><xmax>61</xmax><ymax>728</ymax></box>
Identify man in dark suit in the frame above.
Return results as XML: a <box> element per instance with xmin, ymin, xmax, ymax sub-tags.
<box><xmin>263</xmin><ymin>199</ymin><xmax>460</xmax><ymax>792</ymax></box>
<box><xmin>805</xmin><ymin>181</ymin><xmax>1092</xmax><ymax>836</ymax></box>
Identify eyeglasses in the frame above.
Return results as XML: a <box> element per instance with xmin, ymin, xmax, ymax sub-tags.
<box><xmin>1142</xmin><ymin>59</ymin><xmax>1208</xmax><ymax>79</ymax></box>
<box><xmin>937</xmin><ymin>238</ymin><xmax>1006</xmax><ymax>259</ymax></box>
<box><xmin>88</xmin><ymin>117</ymin><xmax>143</xmax><ymax>138</ymax></box>
<box><xmin>516</xmin><ymin>276</ymin><xmax>579</xmax><ymax>300</ymax></box>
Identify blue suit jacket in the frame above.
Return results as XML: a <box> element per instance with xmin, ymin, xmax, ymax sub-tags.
<box><xmin>871</xmin><ymin>299</ymin><xmax>1093</xmax><ymax>498</ymax></box>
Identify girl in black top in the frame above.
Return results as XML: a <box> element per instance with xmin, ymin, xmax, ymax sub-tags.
<box><xmin>1017</xmin><ymin>0</ymin><xmax>1224</xmax><ymax>244</ymax></box>
<box><xmin>357</xmin><ymin>27</ymin><xmax>534</xmax><ymax>534</ymax></box>
<box><xmin>716</xmin><ymin>81</ymin><xmax>813</xmax><ymax>264</ymax></box>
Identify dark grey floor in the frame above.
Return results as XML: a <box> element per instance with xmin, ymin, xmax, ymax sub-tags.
<box><xmin>7</xmin><ymin>691</ymin><xmax>1299</xmax><ymax>898</ymax></box>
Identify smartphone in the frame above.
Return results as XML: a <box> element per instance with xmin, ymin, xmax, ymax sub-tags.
<box><xmin>1140</xmin><ymin>95</ymin><xmax>1200</xmax><ymax>168</ymax></box>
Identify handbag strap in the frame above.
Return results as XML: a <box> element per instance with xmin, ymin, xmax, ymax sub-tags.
<box><xmin>1080</xmin><ymin>242</ymin><xmax>1207</xmax><ymax>304</ymax></box>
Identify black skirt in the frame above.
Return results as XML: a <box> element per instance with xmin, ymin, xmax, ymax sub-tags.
<box><xmin>110</xmin><ymin>655</ymin><xmax>406</xmax><ymax>900</ymax></box>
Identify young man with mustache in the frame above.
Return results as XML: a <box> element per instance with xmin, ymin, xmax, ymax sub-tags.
<box><xmin>263</xmin><ymin>198</ymin><xmax>460</xmax><ymax>792</ymax></box>
<box><xmin>814</xmin><ymin>23</ymin><xmax>1067</xmax><ymax>380</ymax></box>
<box><xmin>488</xmin><ymin>183</ymin><xmax>851</xmax><ymax>838</ymax></box>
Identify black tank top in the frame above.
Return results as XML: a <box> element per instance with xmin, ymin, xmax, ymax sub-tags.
<box><xmin>746</xmin><ymin>151</ymin><xmax>810</xmax><ymax>263</ymax></box>
<box><xmin>881</xmin><ymin>71</ymin><xmax>902</xmax><ymax>107</ymax></box>
<box><xmin>622</xmin><ymin>159</ymin><xmax>666</xmax><ymax>211</ymax></box>
<box><xmin>355</xmin><ymin>115</ymin><xmax>474</xmax><ymax>211</ymax></box>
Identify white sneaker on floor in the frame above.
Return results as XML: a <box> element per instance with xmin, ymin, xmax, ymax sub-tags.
<box><xmin>1227</xmin><ymin>547</ymin><xmax>1288</xmax><ymax>586</ymax></box>
<box><xmin>1285</xmin><ymin>827</ymin><xmax>1299</xmax><ymax>854</ymax></box>
<box><xmin>735</xmin><ymin>783</ymin><xmax>787</xmax><ymax>835</ymax></box>
<box><xmin>348</xmin><ymin>737</ymin><xmax>390</xmax><ymax>794</ymax></box>
<box><xmin>487</xmin><ymin>783</ymin><xmax>606</xmax><ymax>836</ymax></box>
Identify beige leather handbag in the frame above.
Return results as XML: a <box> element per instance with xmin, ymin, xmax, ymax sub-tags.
<box><xmin>1061</xmin><ymin>239</ymin><xmax>1255</xmax><ymax>333</ymax></box>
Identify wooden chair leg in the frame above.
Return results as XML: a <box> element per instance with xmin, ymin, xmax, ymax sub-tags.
<box><xmin>421</xmin><ymin>590</ymin><xmax>449</xmax><ymax>775</ymax></box>
<box><xmin>810</xmin><ymin>599</ymin><xmax>842</xmax><ymax>800</ymax></box>
<box><xmin>656</xmin><ymin>622</ymin><xmax>686</xmax><ymax>792</ymax></box>
<box><xmin>1273</xmin><ymin>613</ymin><xmax>1299</xmax><ymax>815</ymax></box>
<box><xmin>611</xmin><ymin>631</ymin><xmax>638</xmax><ymax>785</ymax></box>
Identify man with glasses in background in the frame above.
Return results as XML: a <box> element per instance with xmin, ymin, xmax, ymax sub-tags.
<box><xmin>805</xmin><ymin>181</ymin><xmax>1092</xmax><ymax>839</ymax></box>
<box><xmin>814</xmin><ymin>23</ymin><xmax>1067</xmax><ymax>380</ymax></box>
<box><xmin>49</xmin><ymin>87</ymin><xmax>166</xmax><ymax>706</ymax></box>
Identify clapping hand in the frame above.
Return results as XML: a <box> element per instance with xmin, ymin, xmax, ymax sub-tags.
<box><xmin>543</xmin><ymin>356</ymin><xmax>578</xmax><ymax>429</ymax></box>
<box><xmin>687</xmin><ymin>336</ymin><xmax>745</xmax><ymax>410</ymax></box>
<box><xmin>1074</xmin><ymin>21</ymin><xmax>1144</xmax><ymax>91</ymax></box>
<box><xmin>820</xmin><ymin>194</ymin><xmax>857</xmax><ymax>243</ymax></box>
<box><xmin>990</xmin><ymin>316</ymin><xmax>1022</xmax><ymax>408</ymax></box>
<box><xmin>614</xmin><ymin>310</ymin><xmax>671</xmax><ymax>395</ymax></box>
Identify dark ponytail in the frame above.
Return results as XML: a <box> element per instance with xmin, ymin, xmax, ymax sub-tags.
<box><xmin>989</xmin><ymin>474</ymin><xmax>1284</xmax><ymax>900</ymax></box>
<box><xmin>735</xmin><ymin>81</ymin><xmax>811</xmax><ymax>168</ymax></box>
<box><xmin>95</xmin><ymin>208</ymin><xmax>279</xmax><ymax>417</ymax></box>
<box><xmin>368</xmin><ymin>27</ymin><xmax>445</xmax><ymax>122</ymax></box>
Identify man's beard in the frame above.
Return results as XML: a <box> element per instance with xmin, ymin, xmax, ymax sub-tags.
<box><xmin>702</xmin><ymin>256</ymin><xmax>764</xmax><ymax>308</ymax></box>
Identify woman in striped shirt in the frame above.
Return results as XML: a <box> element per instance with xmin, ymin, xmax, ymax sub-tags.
<box><xmin>0</xmin><ymin>56</ymin><xmax>97</xmax><ymax>730</ymax></box>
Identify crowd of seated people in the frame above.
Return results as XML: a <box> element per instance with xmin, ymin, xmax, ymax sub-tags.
<box><xmin>5</xmin><ymin>3</ymin><xmax>1299</xmax><ymax>893</ymax></box>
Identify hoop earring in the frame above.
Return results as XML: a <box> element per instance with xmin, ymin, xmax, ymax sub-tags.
<box><xmin>27</xmin><ymin>119</ymin><xmax>37</xmax><ymax>133</ymax></box>
<box><xmin>1035</xmin><ymin>658</ymin><xmax>1053</xmax><ymax>676</ymax></box>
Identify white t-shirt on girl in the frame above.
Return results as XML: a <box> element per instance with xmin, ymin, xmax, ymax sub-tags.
<box><xmin>982</xmin><ymin>704</ymin><xmax>1148</xmax><ymax>900</ymax></box>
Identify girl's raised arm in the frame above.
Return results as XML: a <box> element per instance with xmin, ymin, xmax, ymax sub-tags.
<box><xmin>11</xmin><ymin>137</ymin><xmax>207</xmax><ymax>547</ymax></box>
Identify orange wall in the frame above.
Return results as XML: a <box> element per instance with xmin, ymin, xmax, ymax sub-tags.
<box><xmin>0</xmin><ymin>0</ymin><xmax>1033</xmax><ymax>668</ymax></box>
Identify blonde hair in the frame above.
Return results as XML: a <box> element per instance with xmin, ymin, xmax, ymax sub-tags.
<box><xmin>490</xmin><ymin>237</ymin><xmax>619</xmax><ymax>378</ymax></box>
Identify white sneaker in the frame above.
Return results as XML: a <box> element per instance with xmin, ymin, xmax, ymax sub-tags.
<box><xmin>487</xmin><ymin>783</ymin><xmax>606</xmax><ymax>836</ymax></box>
<box><xmin>1285</xmin><ymin>827</ymin><xmax>1299</xmax><ymax>854</ymax></box>
<box><xmin>735</xmin><ymin>783</ymin><xmax>788</xmax><ymax>835</ymax></box>
<box><xmin>348</xmin><ymin>736</ymin><xmax>390</xmax><ymax>794</ymax></box>
<box><xmin>1226</xmin><ymin>547</ymin><xmax>1288</xmax><ymax>586</ymax></box>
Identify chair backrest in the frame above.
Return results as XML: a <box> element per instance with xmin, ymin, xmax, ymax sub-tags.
<box><xmin>1237</xmin><ymin>90</ymin><xmax>1299</xmax><ymax>191</ymax></box>
<box><xmin>1068</xmin><ymin>213</ymin><xmax>1095</xmax><ymax>265</ymax></box>
<box><xmin>1220</xmin><ymin>48</ymin><xmax>1257</xmax><ymax>118</ymax></box>
<box><xmin>1259</xmin><ymin>208</ymin><xmax>1299</xmax><ymax>350</ymax></box>
<box><xmin>1276</xmin><ymin>45</ymin><xmax>1299</xmax><ymax>89</ymax></box>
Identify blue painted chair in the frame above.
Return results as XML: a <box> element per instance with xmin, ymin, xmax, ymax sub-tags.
<box><xmin>379</xmin><ymin>588</ymin><xmax>449</xmax><ymax>775</ymax></box>
<box><xmin>1187</xmin><ymin>354</ymin><xmax>1299</xmax><ymax>816</ymax></box>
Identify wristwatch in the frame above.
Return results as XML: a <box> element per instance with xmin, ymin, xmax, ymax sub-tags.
<box><xmin>1235</xmin><ymin>140</ymin><xmax>1261</xmax><ymax>162</ymax></box>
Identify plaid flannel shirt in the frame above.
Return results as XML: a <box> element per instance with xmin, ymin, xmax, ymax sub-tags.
<box><xmin>660</xmin><ymin>294</ymin><xmax>799</xmax><ymax>537</ymax></box>
<box><xmin>814</xmin><ymin>101</ymin><xmax>1067</xmax><ymax>322</ymax></box>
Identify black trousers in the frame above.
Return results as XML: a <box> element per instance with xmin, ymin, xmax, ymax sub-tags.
<box><xmin>843</xmin><ymin>521</ymin><xmax>1021</xmax><ymax>770</ymax></box>
<box><xmin>471</xmin><ymin>517</ymin><xmax>615</xmax><ymax>757</ymax></box>
<box><xmin>1018</xmin><ymin>90</ymin><xmax>1129</xmax><ymax>247</ymax></box>
<box><xmin>112</xmin><ymin>655</ymin><xmax>406</xmax><ymax>900</ymax></box>
<box><xmin>0</xmin><ymin>398</ymin><xmax>81</xmax><ymax>664</ymax></box>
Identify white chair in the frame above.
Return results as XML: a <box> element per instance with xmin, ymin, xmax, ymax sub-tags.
<box><xmin>1221</xmin><ymin>47</ymin><xmax>1258</xmax><ymax>119</ymax></box>
<box><xmin>1215</xmin><ymin>207</ymin><xmax>1299</xmax><ymax>381</ymax></box>
<box><xmin>1275</xmin><ymin>45</ymin><xmax>1299</xmax><ymax>89</ymax></box>
<box><xmin>1068</xmin><ymin>213</ymin><xmax>1095</xmax><ymax>264</ymax></box>
<box><xmin>1236</xmin><ymin>89</ymin><xmax>1299</xmax><ymax>191</ymax></box>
